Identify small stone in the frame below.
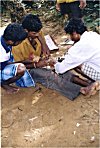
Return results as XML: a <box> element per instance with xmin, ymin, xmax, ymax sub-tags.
<box><xmin>90</xmin><ymin>136</ymin><xmax>95</xmax><ymax>142</ymax></box>
<box><xmin>76</xmin><ymin>123</ymin><xmax>80</xmax><ymax>127</ymax></box>
<box><xmin>73</xmin><ymin>131</ymin><xmax>76</xmax><ymax>135</ymax></box>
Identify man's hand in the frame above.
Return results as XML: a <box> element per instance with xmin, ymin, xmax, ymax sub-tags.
<box><xmin>36</xmin><ymin>58</ymin><xmax>56</xmax><ymax>68</ymax></box>
<box><xmin>37</xmin><ymin>35</ymin><xmax>50</xmax><ymax>58</ymax></box>
<box><xmin>48</xmin><ymin>61</ymin><xmax>55</xmax><ymax>68</ymax></box>
<box><xmin>79</xmin><ymin>0</ymin><xmax>87</xmax><ymax>9</ymax></box>
<box><xmin>42</xmin><ymin>49</ymin><xmax>50</xmax><ymax>58</ymax></box>
<box><xmin>56</xmin><ymin>3</ymin><xmax>60</xmax><ymax>11</ymax></box>
<box><xmin>36</xmin><ymin>59</ymin><xmax>48</xmax><ymax>68</ymax></box>
<box><xmin>47</xmin><ymin>58</ymin><xmax>56</xmax><ymax>68</ymax></box>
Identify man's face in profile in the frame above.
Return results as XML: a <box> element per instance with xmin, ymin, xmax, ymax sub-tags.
<box><xmin>28</xmin><ymin>31</ymin><xmax>40</xmax><ymax>39</ymax></box>
<box><xmin>70</xmin><ymin>32</ymin><xmax>80</xmax><ymax>42</ymax></box>
<box><xmin>7</xmin><ymin>40</ymin><xmax>22</xmax><ymax>46</ymax></box>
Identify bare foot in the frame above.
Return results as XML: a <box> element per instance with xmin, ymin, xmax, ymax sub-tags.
<box><xmin>10</xmin><ymin>85</ymin><xmax>20</xmax><ymax>91</ymax></box>
<box><xmin>2</xmin><ymin>84</ymin><xmax>19</xmax><ymax>94</ymax></box>
<box><xmin>32</xmin><ymin>86</ymin><xmax>41</xmax><ymax>94</ymax></box>
<box><xmin>80</xmin><ymin>81</ymin><xmax>100</xmax><ymax>96</ymax></box>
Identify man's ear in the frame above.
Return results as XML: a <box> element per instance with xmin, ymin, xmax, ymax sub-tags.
<box><xmin>72</xmin><ymin>32</ymin><xmax>80</xmax><ymax>37</ymax></box>
<box><xmin>72</xmin><ymin>32</ymin><xmax>77</xmax><ymax>35</ymax></box>
<box><xmin>6</xmin><ymin>40</ymin><xmax>14</xmax><ymax>45</ymax></box>
<box><xmin>72</xmin><ymin>32</ymin><xmax>81</xmax><ymax>41</ymax></box>
<box><xmin>24</xmin><ymin>29</ymin><xmax>28</xmax><ymax>33</ymax></box>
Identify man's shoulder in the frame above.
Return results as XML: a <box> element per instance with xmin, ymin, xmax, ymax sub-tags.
<box><xmin>84</xmin><ymin>31</ymin><xmax>100</xmax><ymax>36</ymax></box>
<box><xmin>13</xmin><ymin>38</ymin><xmax>29</xmax><ymax>49</ymax></box>
<box><xmin>82</xmin><ymin>31</ymin><xmax>100</xmax><ymax>41</ymax></box>
<box><xmin>18</xmin><ymin>38</ymin><xmax>29</xmax><ymax>44</ymax></box>
<box><xmin>39</xmin><ymin>30</ymin><xmax>44</xmax><ymax>36</ymax></box>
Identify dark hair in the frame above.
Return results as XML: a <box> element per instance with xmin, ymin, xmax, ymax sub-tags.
<box><xmin>64</xmin><ymin>18</ymin><xmax>87</xmax><ymax>35</ymax></box>
<box><xmin>3</xmin><ymin>23</ymin><xmax>28</xmax><ymax>42</ymax></box>
<box><xmin>22</xmin><ymin>14</ymin><xmax>42</xmax><ymax>32</ymax></box>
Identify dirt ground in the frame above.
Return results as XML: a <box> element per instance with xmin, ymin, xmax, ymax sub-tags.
<box><xmin>1</xmin><ymin>20</ymin><xmax>100</xmax><ymax>147</ymax></box>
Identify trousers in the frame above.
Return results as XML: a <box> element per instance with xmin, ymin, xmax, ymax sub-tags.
<box><xmin>29</xmin><ymin>68</ymin><xmax>81</xmax><ymax>100</ymax></box>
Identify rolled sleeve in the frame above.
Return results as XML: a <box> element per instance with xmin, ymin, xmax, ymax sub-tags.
<box><xmin>55</xmin><ymin>53</ymin><xmax>83</xmax><ymax>74</ymax></box>
<box><xmin>55</xmin><ymin>61</ymin><xmax>68</xmax><ymax>74</ymax></box>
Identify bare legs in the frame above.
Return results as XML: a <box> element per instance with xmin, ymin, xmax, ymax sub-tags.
<box><xmin>74</xmin><ymin>65</ymin><xmax>94</xmax><ymax>82</ymax></box>
<box><xmin>80</xmin><ymin>81</ymin><xmax>100</xmax><ymax>96</ymax></box>
<box><xmin>74</xmin><ymin>65</ymin><xmax>100</xmax><ymax>96</ymax></box>
<box><xmin>72</xmin><ymin>75</ymin><xmax>91</xmax><ymax>87</ymax></box>
<box><xmin>1</xmin><ymin>64</ymin><xmax>26</xmax><ymax>93</ymax></box>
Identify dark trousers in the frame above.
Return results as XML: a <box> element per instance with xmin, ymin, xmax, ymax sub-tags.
<box><xmin>29</xmin><ymin>68</ymin><xmax>81</xmax><ymax>100</ymax></box>
<box><xmin>60</xmin><ymin>1</ymin><xmax>82</xmax><ymax>18</ymax></box>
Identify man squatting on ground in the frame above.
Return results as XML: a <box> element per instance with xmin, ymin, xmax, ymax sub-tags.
<box><xmin>0</xmin><ymin>23</ymin><xmax>35</xmax><ymax>93</ymax></box>
<box><xmin>11</xmin><ymin>14</ymin><xmax>99</xmax><ymax>100</ymax></box>
<box><xmin>55</xmin><ymin>18</ymin><xmax>100</xmax><ymax>95</ymax></box>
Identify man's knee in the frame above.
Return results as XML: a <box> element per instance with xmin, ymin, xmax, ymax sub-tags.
<box><xmin>17</xmin><ymin>63</ymin><xmax>26</xmax><ymax>74</ymax></box>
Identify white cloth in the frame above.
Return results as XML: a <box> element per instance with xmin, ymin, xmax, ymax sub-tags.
<box><xmin>0</xmin><ymin>27</ymin><xmax>5</xmax><ymax>36</ymax></box>
<box><xmin>0</xmin><ymin>27</ymin><xmax>10</xmax><ymax>62</ymax></box>
<box><xmin>55</xmin><ymin>31</ymin><xmax>100</xmax><ymax>74</ymax></box>
<box><xmin>0</xmin><ymin>40</ymin><xmax>10</xmax><ymax>62</ymax></box>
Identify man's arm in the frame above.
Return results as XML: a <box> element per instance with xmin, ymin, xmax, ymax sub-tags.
<box><xmin>26</xmin><ymin>58</ymin><xmax>55</xmax><ymax>69</ymax></box>
<box><xmin>7</xmin><ymin>59</ymin><xmax>33</xmax><ymax>65</ymax></box>
<box><xmin>79</xmin><ymin>0</ymin><xmax>87</xmax><ymax>9</ymax></box>
<box><xmin>37</xmin><ymin>35</ymin><xmax>50</xmax><ymax>58</ymax></box>
<box><xmin>56</xmin><ymin>2</ymin><xmax>60</xmax><ymax>11</ymax></box>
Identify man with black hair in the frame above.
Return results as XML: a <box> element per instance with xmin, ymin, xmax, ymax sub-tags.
<box><xmin>12</xmin><ymin>14</ymin><xmax>50</xmax><ymax>65</ymax></box>
<box><xmin>11</xmin><ymin>15</ymin><xmax>99</xmax><ymax>100</ymax></box>
<box><xmin>0</xmin><ymin>23</ymin><xmax>35</xmax><ymax>93</ymax></box>
<box><xmin>55</xmin><ymin>18</ymin><xmax>100</xmax><ymax>94</ymax></box>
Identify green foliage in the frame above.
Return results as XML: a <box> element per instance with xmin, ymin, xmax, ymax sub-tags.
<box><xmin>83</xmin><ymin>1</ymin><xmax>100</xmax><ymax>33</ymax></box>
<box><xmin>1</xmin><ymin>0</ymin><xmax>100</xmax><ymax>33</ymax></box>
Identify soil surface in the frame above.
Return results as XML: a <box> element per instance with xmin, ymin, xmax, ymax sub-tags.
<box><xmin>1</xmin><ymin>20</ymin><xmax>99</xmax><ymax>147</ymax></box>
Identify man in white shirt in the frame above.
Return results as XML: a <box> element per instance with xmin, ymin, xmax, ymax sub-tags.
<box><xmin>55</xmin><ymin>18</ymin><xmax>100</xmax><ymax>94</ymax></box>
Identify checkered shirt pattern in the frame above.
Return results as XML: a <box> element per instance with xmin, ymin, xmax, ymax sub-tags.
<box><xmin>81</xmin><ymin>63</ymin><xmax>100</xmax><ymax>81</ymax></box>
